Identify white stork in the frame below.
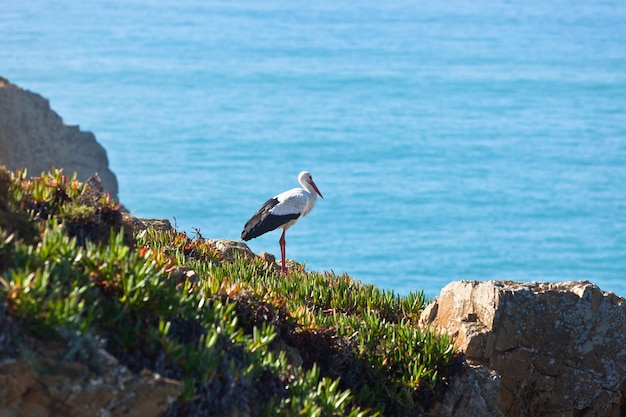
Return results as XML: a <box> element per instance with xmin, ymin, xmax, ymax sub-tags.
<box><xmin>241</xmin><ymin>171</ymin><xmax>323</xmax><ymax>274</ymax></box>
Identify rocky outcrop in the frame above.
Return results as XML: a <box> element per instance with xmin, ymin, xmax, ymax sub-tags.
<box><xmin>0</xmin><ymin>358</ymin><xmax>181</xmax><ymax>417</ymax></box>
<box><xmin>0</xmin><ymin>77</ymin><xmax>119</xmax><ymax>200</ymax></box>
<box><xmin>421</xmin><ymin>280</ymin><xmax>626</xmax><ymax>417</ymax></box>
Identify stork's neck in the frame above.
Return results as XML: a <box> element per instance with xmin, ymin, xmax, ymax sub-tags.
<box><xmin>298</xmin><ymin>171</ymin><xmax>323</xmax><ymax>199</ymax></box>
<box><xmin>301</xmin><ymin>181</ymin><xmax>317</xmax><ymax>196</ymax></box>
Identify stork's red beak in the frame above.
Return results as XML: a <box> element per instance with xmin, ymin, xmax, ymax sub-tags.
<box><xmin>309</xmin><ymin>180</ymin><xmax>323</xmax><ymax>199</ymax></box>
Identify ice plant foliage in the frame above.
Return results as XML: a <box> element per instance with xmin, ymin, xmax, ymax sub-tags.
<box><xmin>0</xmin><ymin>168</ymin><xmax>461</xmax><ymax>416</ymax></box>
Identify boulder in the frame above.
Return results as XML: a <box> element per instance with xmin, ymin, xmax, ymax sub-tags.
<box><xmin>207</xmin><ymin>239</ymin><xmax>257</xmax><ymax>262</ymax></box>
<box><xmin>420</xmin><ymin>280</ymin><xmax>626</xmax><ymax>417</ymax></box>
<box><xmin>0</xmin><ymin>77</ymin><xmax>119</xmax><ymax>200</ymax></box>
<box><xmin>207</xmin><ymin>239</ymin><xmax>284</xmax><ymax>271</ymax></box>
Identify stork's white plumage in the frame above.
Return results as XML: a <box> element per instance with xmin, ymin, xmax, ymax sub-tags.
<box><xmin>241</xmin><ymin>171</ymin><xmax>323</xmax><ymax>274</ymax></box>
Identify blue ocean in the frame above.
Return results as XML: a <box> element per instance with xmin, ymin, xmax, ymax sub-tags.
<box><xmin>2</xmin><ymin>1</ymin><xmax>625</xmax><ymax>298</ymax></box>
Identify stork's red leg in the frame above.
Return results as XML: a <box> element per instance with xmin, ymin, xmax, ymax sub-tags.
<box><xmin>279</xmin><ymin>229</ymin><xmax>287</xmax><ymax>273</ymax></box>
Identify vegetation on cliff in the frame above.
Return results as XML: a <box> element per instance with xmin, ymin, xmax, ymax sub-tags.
<box><xmin>0</xmin><ymin>167</ymin><xmax>463</xmax><ymax>416</ymax></box>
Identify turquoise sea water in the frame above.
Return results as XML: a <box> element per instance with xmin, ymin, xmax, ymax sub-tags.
<box><xmin>2</xmin><ymin>1</ymin><xmax>625</xmax><ymax>297</ymax></box>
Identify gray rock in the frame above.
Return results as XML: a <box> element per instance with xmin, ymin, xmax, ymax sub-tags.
<box><xmin>421</xmin><ymin>280</ymin><xmax>626</xmax><ymax>417</ymax></box>
<box><xmin>0</xmin><ymin>77</ymin><xmax>119</xmax><ymax>200</ymax></box>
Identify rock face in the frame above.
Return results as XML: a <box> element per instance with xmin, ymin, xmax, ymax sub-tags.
<box><xmin>420</xmin><ymin>280</ymin><xmax>626</xmax><ymax>417</ymax></box>
<box><xmin>0</xmin><ymin>358</ymin><xmax>181</xmax><ymax>417</ymax></box>
<box><xmin>0</xmin><ymin>77</ymin><xmax>119</xmax><ymax>200</ymax></box>
<box><xmin>427</xmin><ymin>363</ymin><xmax>503</xmax><ymax>417</ymax></box>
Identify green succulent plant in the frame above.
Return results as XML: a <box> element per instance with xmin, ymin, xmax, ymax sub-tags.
<box><xmin>0</xmin><ymin>167</ymin><xmax>462</xmax><ymax>416</ymax></box>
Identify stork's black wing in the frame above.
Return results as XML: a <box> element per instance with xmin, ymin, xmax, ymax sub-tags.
<box><xmin>241</xmin><ymin>197</ymin><xmax>300</xmax><ymax>241</ymax></box>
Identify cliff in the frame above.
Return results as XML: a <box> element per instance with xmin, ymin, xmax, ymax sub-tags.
<box><xmin>0</xmin><ymin>77</ymin><xmax>118</xmax><ymax>200</ymax></box>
